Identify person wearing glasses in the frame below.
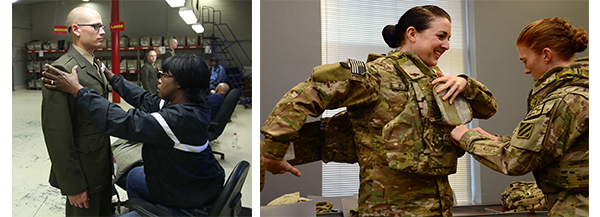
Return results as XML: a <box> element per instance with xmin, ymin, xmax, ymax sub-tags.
<box><xmin>40</xmin><ymin>6</ymin><xmax>112</xmax><ymax>216</ymax></box>
<box><xmin>42</xmin><ymin>54</ymin><xmax>225</xmax><ymax>217</ymax></box>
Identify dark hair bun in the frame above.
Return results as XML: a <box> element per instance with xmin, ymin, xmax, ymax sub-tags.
<box><xmin>382</xmin><ymin>25</ymin><xmax>400</xmax><ymax>48</ymax></box>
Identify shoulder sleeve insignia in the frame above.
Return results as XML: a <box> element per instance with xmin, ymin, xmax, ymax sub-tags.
<box><xmin>517</xmin><ymin>122</ymin><xmax>534</xmax><ymax>139</ymax></box>
<box><xmin>347</xmin><ymin>58</ymin><xmax>366</xmax><ymax>76</ymax></box>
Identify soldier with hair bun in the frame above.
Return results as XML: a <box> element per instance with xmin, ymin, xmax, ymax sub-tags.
<box><xmin>261</xmin><ymin>5</ymin><xmax>498</xmax><ymax>216</ymax></box>
<box><xmin>451</xmin><ymin>17</ymin><xmax>589</xmax><ymax>216</ymax></box>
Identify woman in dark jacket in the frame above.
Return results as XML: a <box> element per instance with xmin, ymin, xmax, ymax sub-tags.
<box><xmin>42</xmin><ymin>54</ymin><xmax>224</xmax><ymax>216</ymax></box>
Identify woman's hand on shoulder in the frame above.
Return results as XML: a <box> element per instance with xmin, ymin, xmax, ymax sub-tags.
<box><xmin>432</xmin><ymin>72</ymin><xmax>468</xmax><ymax>104</ymax></box>
<box><xmin>42</xmin><ymin>64</ymin><xmax>84</xmax><ymax>97</ymax></box>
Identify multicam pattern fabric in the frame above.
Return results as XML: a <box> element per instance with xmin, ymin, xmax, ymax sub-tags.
<box><xmin>501</xmin><ymin>181</ymin><xmax>548</xmax><ymax>212</ymax></box>
<box><xmin>261</xmin><ymin>51</ymin><xmax>497</xmax><ymax>216</ymax></box>
<box><xmin>459</xmin><ymin>58</ymin><xmax>589</xmax><ymax>217</ymax></box>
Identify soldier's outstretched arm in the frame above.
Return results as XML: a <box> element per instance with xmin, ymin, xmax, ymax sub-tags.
<box><xmin>261</xmin><ymin>61</ymin><xmax>375</xmax><ymax>167</ymax></box>
<box><xmin>261</xmin><ymin>155</ymin><xmax>302</xmax><ymax>177</ymax></box>
<box><xmin>452</xmin><ymin>94</ymin><xmax>588</xmax><ymax>176</ymax></box>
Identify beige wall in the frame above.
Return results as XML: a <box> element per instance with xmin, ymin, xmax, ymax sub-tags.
<box><xmin>259</xmin><ymin>0</ymin><xmax>322</xmax><ymax>206</ymax></box>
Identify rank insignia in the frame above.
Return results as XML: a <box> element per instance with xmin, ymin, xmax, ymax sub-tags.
<box><xmin>517</xmin><ymin>122</ymin><xmax>534</xmax><ymax>139</ymax></box>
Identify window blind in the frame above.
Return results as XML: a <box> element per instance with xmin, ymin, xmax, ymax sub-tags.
<box><xmin>321</xmin><ymin>0</ymin><xmax>474</xmax><ymax>205</ymax></box>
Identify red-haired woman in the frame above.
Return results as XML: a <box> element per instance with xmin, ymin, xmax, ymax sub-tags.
<box><xmin>451</xmin><ymin>17</ymin><xmax>589</xmax><ymax>216</ymax></box>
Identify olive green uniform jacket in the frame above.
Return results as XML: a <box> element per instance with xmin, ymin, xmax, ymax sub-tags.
<box><xmin>458</xmin><ymin>58</ymin><xmax>589</xmax><ymax>216</ymax></box>
<box><xmin>159</xmin><ymin>48</ymin><xmax>175</xmax><ymax>60</ymax></box>
<box><xmin>41</xmin><ymin>48</ymin><xmax>112</xmax><ymax>214</ymax></box>
<box><xmin>141</xmin><ymin>61</ymin><xmax>159</xmax><ymax>94</ymax></box>
<box><xmin>261</xmin><ymin>51</ymin><xmax>497</xmax><ymax>216</ymax></box>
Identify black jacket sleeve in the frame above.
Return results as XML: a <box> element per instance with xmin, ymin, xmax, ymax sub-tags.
<box><xmin>73</xmin><ymin>87</ymin><xmax>177</xmax><ymax>146</ymax></box>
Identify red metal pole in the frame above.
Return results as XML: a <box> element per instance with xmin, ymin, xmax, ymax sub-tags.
<box><xmin>111</xmin><ymin>0</ymin><xmax>121</xmax><ymax>103</ymax></box>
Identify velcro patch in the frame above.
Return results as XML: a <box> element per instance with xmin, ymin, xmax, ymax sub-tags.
<box><xmin>517</xmin><ymin>122</ymin><xmax>534</xmax><ymax>139</ymax></box>
<box><xmin>347</xmin><ymin>58</ymin><xmax>366</xmax><ymax>76</ymax></box>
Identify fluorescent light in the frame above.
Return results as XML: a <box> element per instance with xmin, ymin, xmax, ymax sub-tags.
<box><xmin>192</xmin><ymin>24</ymin><xmax>204</xmax><ymax>33</ymax></box>
<box><xmin>178</xmin><ymin>8</ymin><xmax>197</xmax><ymax>25</ymax></box>
<box><xmin>166</xmin><ymin>0</ymin><xmax>185</xmax><ymax>8</ymax></box>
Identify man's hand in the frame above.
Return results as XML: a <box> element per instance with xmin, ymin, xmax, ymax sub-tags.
<box><xmin>261</xmin><ymin>155</ymin><xmax>302</xmax><ymax>177</ymax></box>
<box><xmin>431</xmin><ymin>71</ymin><xmax>468</xmax><ymax>104</ymax></box>
<box><xmin>42</xmin><ymin>64</ymin><xmax>84</xmax><ymax>97</ymax></box>
<box><xmin>68</xmin><ymin>189</ymin><xmax>89</xmax><ymax>209</ymax></box>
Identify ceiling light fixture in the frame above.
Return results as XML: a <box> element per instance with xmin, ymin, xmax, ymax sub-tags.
<box><xmin>192</xmin><ymin>23</ymin><xmax>204</xmax><ymax>33</ymax></box>
<box><xmin>178</xmin><ymin>7</ymin><xmax>197</xmax><ymax>25</ymax></box>
<box><xmin>166</xmin><ymin>0</ymin><xmax>186</xmax><ymax>8</ymax></box>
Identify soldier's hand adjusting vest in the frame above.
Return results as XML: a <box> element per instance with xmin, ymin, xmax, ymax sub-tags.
<box><xmin>376</xmin><ymin>52</ymin><xmax>471</xmax><ymax>176</ymax></box>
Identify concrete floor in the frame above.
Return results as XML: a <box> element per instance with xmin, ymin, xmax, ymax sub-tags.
<box><xmin>12</xmin><ymin>89</ymin><xmax>253</xmax><ymax>216</ymax></box>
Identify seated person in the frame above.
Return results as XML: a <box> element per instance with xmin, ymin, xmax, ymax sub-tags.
<box><xmin>42</xmin><ymin>54</ymin><xmax>224</xmax><ymax>216</ymax></box>
<box><xmin>208</xmin><ymin>83</ymin><xmax>230</xmax><ymax>119</ymax></box>
<box><xmin>210</xmin><ymin>57</ymin><xmax>226</xmax><ymax>90</ymax></box>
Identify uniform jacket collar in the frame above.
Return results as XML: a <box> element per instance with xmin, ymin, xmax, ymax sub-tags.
<box><xmin>527</xmin><ymin>57</ymin><xmax>589</xmax><ymax>110</ymax></box>
<box><xmin>67</xmin><ymin>47</ymin><xmax>109</xmax><ymax>91</ymax></box>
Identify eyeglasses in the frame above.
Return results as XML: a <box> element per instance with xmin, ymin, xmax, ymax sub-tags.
<box><xmin>76</xmin><ymin>23</ymin><xmax>106</xmax><ymax>31</ymax></box>
<box><xmin>159</xmin><ymin>72</ymin><xmax>173</xmax><ymax>79</ymax></box>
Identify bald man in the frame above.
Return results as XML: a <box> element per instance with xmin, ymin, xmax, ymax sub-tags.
<box><xmin>207</xmin><ymin>83</ymin><xmax>230</xmax><ymax>119</ymax></box>
<box><xmin>141</xmin><ymin>50</ymin><xmax>159</xmax><ymax>93</ymax></box>
<box><xmin>41</xmin><ymin>6</ymin><xmax>113</xmax><ymax>216</ymax></box>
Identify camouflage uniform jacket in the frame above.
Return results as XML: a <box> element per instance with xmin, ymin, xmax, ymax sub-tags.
<box><xmin>262</xmin><ymin>51</ymin><xmax>497</xmax><ymax>216</ymax></box>
<box><xmin>458</xmin><ymin>58</ymin><xmax>589</xmax><ymax>216</ymax></box>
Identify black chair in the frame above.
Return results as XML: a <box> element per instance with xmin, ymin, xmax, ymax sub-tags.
<box><xmin>209</xmin><ymin>88</ymin><xmax>243</xmax><ymax>160</ymax></box>
<box><xmin>124</xmin><ymin>160</ymin><xmax>251</xmax><ymax>217</ymax></box>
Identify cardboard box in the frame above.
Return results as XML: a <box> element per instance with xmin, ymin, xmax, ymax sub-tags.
<box><xmin>31</xmin><ymin>41</ymin><xmax>42</xmax><ymax>50</ymax></box>
<box><xmin>42</xmin><ymin>42</ymin><xmax>51</xmax><ymax>50</ymax></box>
<box><xmin>127</xmin><ymin>59</ymin><xmax>138</xmax><ymax>70</ymax></box>
<box><xmin>102</xmin><ymin>38</ymin><xmax>111</xmax><ymax>48</ymax></box>
<box><xmin>50</xmin><ymin>41</ymin><xmax>59</xmax><ymax>50</ymax></box>
<box><xmin>26</xmin><ymin>42</ymin><xmax>35</xmax><ymax>50</ymax></box>
<box><xmin>151</xmin><ymin>36</ymin><xmax>163</xmax><ymax>46</ymax></box>
<box><xmin>28</xmin><ymin>79</ymin><xmax>36</xmax><ymax>89</ymax></box>
<box><xmin>35</xmin><ymin>79</ymin><xmax>44</xmax><ymax>88</ymax></box>
<box><xmin>139</xmin><ymin>37</ymin><xmax>151</xmax><ymax>47</ymax></box>
<box><xmin>129</xmin><ymin>38</ymin><xmax>139</xmax><ymax>47</ymax></box>
<box><xmin>119</xmin><ymin>37</ymin><xmax>129</xmax><ymax>47</ymax></box>
<box><xmin>186</xmin><ymin>35</ymin><xmax>198</xmax><ymax>46</ymax></box>
<box><xmin>163</xmin><ymin>36</ymin><xmax>172</xmax><ymax>46</ymax></box>
<box><xmin>27</xmin><ymin>61</ymin><xmax>35</xmax><ymax>70</ymax></box>
<box><xmin>120</xmin><ymin>59</ymin><xmax>127</xmax><ymax>70</ymax></box>
<box><xmin>175</xmin><ymin>36</ymin><xmax>186</xmax><ymax>46</ymax></box>
<box><xmin>32</xmin><ymin>61</ymin><xmax>42</xmax><ymax>71</ymax></box>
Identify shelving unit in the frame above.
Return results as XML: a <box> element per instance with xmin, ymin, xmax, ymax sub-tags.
<box><xmin>24</xmin><ymin>45</ymin><xmax>204</xmax><ymax>90</ymax></box>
